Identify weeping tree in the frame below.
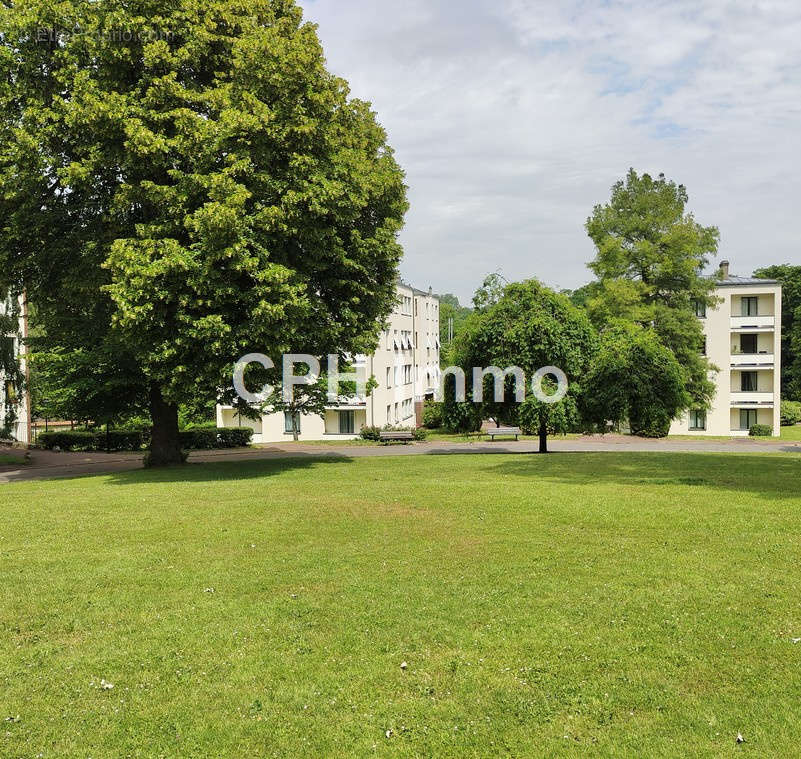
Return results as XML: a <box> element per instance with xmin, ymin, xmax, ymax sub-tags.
<box><xmin>0</xmin><ymin>0</ymin><xmax>407</xmax><ymax>465</ymax></box>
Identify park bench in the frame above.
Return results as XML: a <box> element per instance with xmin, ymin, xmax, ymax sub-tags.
<box><xmin>486</xmin><ymin>426</ymin><xmax>522</xmax><ymax>441</ymax></box>
<box><xmin>379</xmin><ymin>430</ymin><xmax>415</xmax><ymax>444</ymax></box>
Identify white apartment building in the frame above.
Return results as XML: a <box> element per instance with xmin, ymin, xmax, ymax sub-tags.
<box><xmin>217</xmin><ymin>280</ymin><xmax>440</xmax><ymax>442</ymax></box>
<box><xmin>669</xmin><ymin>261</ymin><xmax>781</xmax><ymax>437</ymax></box>
<box><xmin>0</xmin><ymin>292</ymin><xmax>30</xmax><ymax>444</ymax></box>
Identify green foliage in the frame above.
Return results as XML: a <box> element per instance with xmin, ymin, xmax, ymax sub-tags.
<box><xmin>37</xmin><ymin>429</ymin><xmax>147</xmax><ymax>452</ymax></box>
<box><xmin>471</xmin><ymin>273</ymin><xmax>506</xmax><ymax>312</ymax></box>
<box><xmin>581</xmin><ymin>325</ymin><xmax>691</xmax><ymax>438</ymax></box>
<box><xmin>518</xmin><ymin>390</ymin><xmax>580</xmax><ymax>437</ymax></box>
<box><xmin>0</xmin><ymin>0</ymin><xmax>406</xmax><ymax>463</ymax></box>
<box><xmin>437</xmin><ymin>293</ymin><xmax>472</xmax><ymax>367</ymax></box>
<box><xmin>585</xmin><ymin>169</ymin><xmax>719</xmax><ymax>407</ymax></box>
<box><xmin>440</xmin><ymin>373</ymin><xmax>483</xmax><ymax>433</ymax></box>
<box><xmin>749</xmin><ymin>424</ymin><xmax>773</xmax><ymax>437</ymax></box>
<box><xmin>421</xmin><ymin>400</ymin><xmax>444</xmax><ymax>429</ymax></box>
<box><xmin>455</xmin><ymin>279</ymin><xmax>598</xmax><ymax>450</ymax></box>
<box><xmin>780</xmin><ymin>400</ymin><xmax>801</xmax><ymax>426</ymax></box>
<box><xmin>179</xmin><ymin>427</ymin><xmax>253</xmax><ymax>449</ymax></box>
<box><xmin>754</xmin><ymin>265</ymin><xmax>801</xmax><ymax>400</ymax></box>
<box><xmin>359</xmin><ymin>425</ymin><xmax>381</xmax><ymax>441</ymax></box>
<box><xmin>37</xmin><ymin>426</ymin><xmax>251</xmax><ymax>451</ymax></box>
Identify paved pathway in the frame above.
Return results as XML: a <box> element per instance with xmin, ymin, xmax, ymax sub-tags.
<box><xmin>1</xmin><ymin>434</ymin><xmax>798</xmax><ymax>484</ymax></box>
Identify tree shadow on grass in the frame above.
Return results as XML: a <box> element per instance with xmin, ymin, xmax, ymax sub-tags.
<box><xmin>479</xmin><ymin>450</ymin><xmax>801</xmax><ymax>500</ymax></box>
<box><xmin>100</xmin><ymin>452</ymin><xmax>357</xmax><ymax>486</ymax></box>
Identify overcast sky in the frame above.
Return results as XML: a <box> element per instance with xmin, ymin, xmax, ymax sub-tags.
<box><xmin>298</xmin><ymin>0</ymin><xmax>801</xmax><ymax>304</ymax></box>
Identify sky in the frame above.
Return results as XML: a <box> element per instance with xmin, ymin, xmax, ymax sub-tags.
<box><xmin>298</xmin><ymin>0</ymin><xmax>801</xmax><ymax>304</ymax></box>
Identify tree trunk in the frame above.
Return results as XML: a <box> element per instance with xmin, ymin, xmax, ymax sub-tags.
<box><xmin>538</xmin><ymin>419</ymin><xmax>548</xmax><ymax>454</ymax></box>
<box><xmin>148</xmin><ymin>385</ymin><xmax>184</xmax><ymax>466</ymax></box>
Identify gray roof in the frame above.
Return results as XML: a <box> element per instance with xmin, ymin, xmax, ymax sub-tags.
<box><xmin>713</xmin><ymin>274</ymin><xmax>779</xmax><ymax>286</ymax></box>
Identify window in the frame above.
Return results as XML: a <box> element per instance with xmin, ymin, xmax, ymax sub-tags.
<box><xmin>741</xmin><ymin>297</ymin><xmax>758</xmax><ymax>316</ymax></box>
<box><xmin>386</xmin><ymin>404</ymin><xmax>391</xmax><ymax>422</ymax></box>
<box><xmin>339</xmin><ymin>410</ymin><xmax>355</xmax><ymax>434</ymax></box>
<box><xmin>394</xmin><ymin>402</ymin><xmax>399</xmax><ymax>422</ymax></box>
<box><xmin>689</xmin><ymin>410</ymin><xmax>706</xmax><ymax>430</ymax></box>
<box><xmin>284</xmin><ymin>411</ymin><xmax>301</xmax><ymax>434</ymax></box>
<box><xmin>693</xmin><ymin>300</ymin><xmax>706</xmax><ymax>318</ymax></box>
<box><xmin>740</xmin><ymin>334</ymin><xmax>757</xmax><ymax>354</ymax></box>
<box><xmin>700</xmin><ymin>336</ymin><xmax>706</xmax><ymax>356</ymax></box>
<box><xmin>740</xmin><ymin>409</ymin><xmax>758</xmax><ymax>429</ymax></box>
<box><xmin>741</xmin><ymin>371</ymin><xmax>758</xmax><ymax>392</ymax></box>
<box><xmin>386</xmin><ymin>367</ymin><xmax>391</xmax><ymax>388</ymax></box>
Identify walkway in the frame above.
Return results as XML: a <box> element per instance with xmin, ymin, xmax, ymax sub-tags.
<box><xmin>1</xmin><ymin>434</ymin><xmax>799</xmax><ymax>484</ymax></box>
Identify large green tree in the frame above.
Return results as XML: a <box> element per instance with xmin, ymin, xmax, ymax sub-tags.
<box><xmin>456</xmin><ymin>279</ymin><xmax>598</xmax><ymax>452</ymax></box>
<box><xmin>753</xmin><ymin>265</ymin><xmax>801</xmax><ymax>400</ymax></box>
<box><xmin>0</xmin><ymin>0</ymin><xmax>407</xmax><ymax>464</ymax></box>
<box><xmin>585</xmin><ymin>169</ymin><xmax>719</xmax><ymax>408</ymax></box>
<box><xmin>580</xmin><ymin>325</ymin><xmax>690</xmax><ymax>437</ymax></box>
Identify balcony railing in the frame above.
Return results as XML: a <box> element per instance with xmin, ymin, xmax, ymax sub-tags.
<box><xmin>730</xmin><ymin>315</ymin><xmax>774</xmax><ymax>330</ymax></box>
<box><xmin>730</xmin><ymin>391</ymin><xmax>774</xmax><ymax>406</ymax></box>
<box><xmin>730</xmin><ymin>352</ymin><xmax>774</xmax><ymax>368</ymax></box>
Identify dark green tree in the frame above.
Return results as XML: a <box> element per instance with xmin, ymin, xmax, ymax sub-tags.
<box><xmin>585</xmin><ymin>169</ymin><xmax>719</xmax><ymax>408</ymax></box>
<box><xmin>456</xmin><ymin>279</ymin><xmax>598</xmax><ymax>452</ymax></box>
<box><xmin>0</xmin><ymin>0</ymin><xmax>407</xmax><ymax>464</ymax></box>
<box><xmin>581</xmin><ymin>325</ymin><xmax>690</xmax><ymax>437</ymax></box>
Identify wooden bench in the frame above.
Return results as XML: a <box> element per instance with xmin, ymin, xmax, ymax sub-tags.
<box><xmin>486</xmin><ymin>426</ymin><xmax>522</xmax><ymax>441</ymax></box>
<box><xmin>379</xmin><ymin>430</ymin><xmax>415</xmax><ymax>444</ymax></box>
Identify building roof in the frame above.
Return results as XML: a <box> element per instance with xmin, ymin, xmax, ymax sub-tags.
<box><xmin>712</xmin><ymin>274</ymin><xmax>779</xmax><ymax>287</ymax></box>
<box><xmin>396</xmin><ymin>276</ymin><xmax>437</xmax><ymax>298</ymax></box>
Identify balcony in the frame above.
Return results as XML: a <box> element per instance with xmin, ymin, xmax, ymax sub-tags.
<box><xmin>730</xmin><ymin>353</ymin><xmax>775</xmax><ymax>368</ymax></box>
<box><xmin>730</xmin><ymin>315</ymin><xmax>774</xmax><ymax>331</ymax></box>
<box><xmin>730</xmin><ymin>391</ymin><xmax>774</xmax><ymax>407</ymax></box>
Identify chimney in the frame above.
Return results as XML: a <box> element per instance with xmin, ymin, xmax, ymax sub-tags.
<box><xmin>719</xmin><ymin>260</ymin><xmax>730</xmax><ymax>279</ymax></box>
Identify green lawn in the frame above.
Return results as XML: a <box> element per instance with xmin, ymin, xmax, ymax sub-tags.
<box><xmin>3</xmin><ymin>452</ymin><xmax>801</xmax><ymax>756</ymax></box>
<box><xmin>780</xmin><ymin>424</ymin><xmax>801</xmax><ymax>441</ymax></box>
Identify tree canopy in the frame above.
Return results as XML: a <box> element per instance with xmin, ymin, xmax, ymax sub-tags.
<box><xmin>0</xmin><ymin>0</ymin><xmax>407</xmax><ymax>463</ymax></box>
<box><xmin>455</xmin><ymin>279</ymin><xmax>598</xmax><ymax>451</ymax></box>
<box><xmin>585</xmin><ymin>169</ymin><xmax>719</xmax><ymax>408</ymax></box>
<box><xmin>580</xmin><ymin>325</ymin><xmax>690</xmax><ymax>437</ymax></box>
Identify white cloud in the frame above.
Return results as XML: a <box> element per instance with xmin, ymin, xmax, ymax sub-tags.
<box><xmin>299</xmin><ymin>0</ymin><xmax>801</xmax><ymax>302</ymax></box>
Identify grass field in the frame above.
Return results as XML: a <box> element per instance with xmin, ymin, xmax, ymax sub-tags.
<box><xmin>3</xmin><ymin>451</ymin><xmax>801</xmax><ymax>756</ymax></box>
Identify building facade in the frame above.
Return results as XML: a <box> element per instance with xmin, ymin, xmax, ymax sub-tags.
<box><xmin>217</xmin><ymin>280</ymin><xmax>440</xmax><ymax>443</ymax></box>
<box><xmin>669</xmin><ymin>261</ymin><xmax>781</xmax><ymax>437</ymax></box>
<box><xmin>0</xmin><ymin>292</ymin><xmax>30</xmax><ymax>444</ymax></box>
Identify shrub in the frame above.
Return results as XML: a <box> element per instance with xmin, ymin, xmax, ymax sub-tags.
<box><xmin>749</xmin><ymin>424</ymin><xmax>773</xmax><ymax>437</ymax></box>
<box><xmin>179</xmin><ymin>427</ymin><xmax>252</xmax><ymax>449</ymax></box>
<box><xmin>629</xmin><ymin>408</ymin><xmax>671</xmax><ymax>438</ymax></box>
<box><xmin>421</xmin><ymin>401</ymin><xmax>443</xmax><ymax>429</ymax></box>
<box><xmin>441</xmin><ymin>401</ymin><xmax>482</xmax><ymax>433</ymax></box>
<box><xmin>38</xmin><ymin>427</ymin><xmax>251</xmax><ymax>451</ymax></box>
<box><xmin>780</xmin><ymin>400</ymin><xmax>801</xmax><ymax>426</ymax></box>
<box><xmin>37</xmin><ymin>430</ymin><xmax>98</xmax><ymax>451</ymax></box>
<box><xmin>360</xmin><ymin>425</ymin><xmax>382</xmax><ymax>441</ymax></box>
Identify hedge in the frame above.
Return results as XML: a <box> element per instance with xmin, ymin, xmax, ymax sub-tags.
<box><xmin>178</xmin><ymin>427</ymin><xmax>253</xmax><ymax>449</ymax></box>
<box><xmin>749</xmin><ymin>424</ymin><xmax>773</xmax><ymax>437</ymax></box>
<box><xmin>38</xmin><ymin>427</ymin><xmax>252</xmax><ymax>451</ymax></box>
